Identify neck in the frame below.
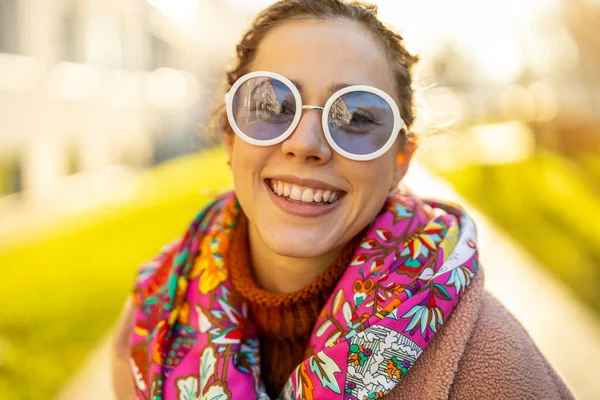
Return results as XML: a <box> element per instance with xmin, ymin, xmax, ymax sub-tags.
<box><xmin>247</xmin><ymin>221</ymin><xmax>344</xmax><ymax>294</ymax></box>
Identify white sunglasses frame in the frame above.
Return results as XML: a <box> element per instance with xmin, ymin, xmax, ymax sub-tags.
<box><xmin>224</xmin><ymin>70</ymin><xmax>405</xmax><ymax>161</ymax></box>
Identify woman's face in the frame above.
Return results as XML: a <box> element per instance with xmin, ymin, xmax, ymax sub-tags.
<box><xmin>226</xmin><ymin>19</ymin><xmax>409</xmax><ymax>258</ymax></box>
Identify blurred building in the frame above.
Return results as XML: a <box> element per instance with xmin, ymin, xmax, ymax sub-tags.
<box><xmin>0</xmin><ymin>0</ymin><xmax>258</xmax><ymax>202</ymax></box>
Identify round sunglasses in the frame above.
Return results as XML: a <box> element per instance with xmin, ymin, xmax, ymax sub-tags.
<box><xmin>224</xmin><ymin>71</ymin><xmax>405</xmax><ymax>161</ymax></box>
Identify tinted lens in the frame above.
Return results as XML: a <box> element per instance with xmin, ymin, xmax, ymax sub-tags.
<box><xmin>328</xmin><ymin>91</ymin><xmax>394</xmax><ymax>155</ymax></box>
<box><xmin>232</xmin><ymin>77</ymin><xmax>297</xmax><ymax>141</ymax></box>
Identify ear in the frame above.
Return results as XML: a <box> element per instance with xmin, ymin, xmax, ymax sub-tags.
<box><xmin>390</xmin><ymin>149</ymin><xmax>415</xmax><ymax>191</ymax></box>
<box><xmin>225</xmin><ymin>133</ymin><xmax>234</xmax><ymax>167</ymax></box>
<box><xmin>390</xmin><ymin>134</ymin><xmax>417</xmax><ymax>191</ymax></box>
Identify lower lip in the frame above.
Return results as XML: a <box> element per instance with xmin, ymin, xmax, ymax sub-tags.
<box><xmin>265</xmin><ymin>181</ymin><xmax>344</xmax><ymax>218</ymax></box>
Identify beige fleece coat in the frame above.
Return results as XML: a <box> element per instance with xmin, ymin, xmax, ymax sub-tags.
<box><xmin>386</xmin><ymin>269</ymin><xmax>573</xmax><ymax>399</ymax></box>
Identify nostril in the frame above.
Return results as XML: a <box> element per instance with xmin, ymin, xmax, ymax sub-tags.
<box><xmin>285</xmin><ymin>153</ymin><xmax>321</xmax><ymax>162</ymax></box>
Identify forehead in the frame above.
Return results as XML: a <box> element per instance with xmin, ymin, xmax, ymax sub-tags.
<box><xmin>251</xmin><ymin>19</ymin><xmax>396</xmax><ymax>100</ymax></box>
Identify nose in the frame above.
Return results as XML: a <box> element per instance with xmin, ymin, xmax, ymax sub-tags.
<box><xmin>280</xmin><ymin>107</ymin><xmax>333</xmax><ymax>164</ymax></box>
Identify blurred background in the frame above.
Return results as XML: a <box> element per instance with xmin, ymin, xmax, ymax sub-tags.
<box><xmin>1</xmin><ymin>0</ymin><xmax>599</xmax><ymax>399</ymax></box>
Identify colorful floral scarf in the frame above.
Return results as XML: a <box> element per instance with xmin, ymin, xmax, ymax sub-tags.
<box><xmin>130</xmin><ymin>188</ymin><xmax>479</xmax><ymax>400</ymax></box>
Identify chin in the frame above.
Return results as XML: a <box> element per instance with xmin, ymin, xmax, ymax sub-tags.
<box><xmin>262</xmin><ymin>230</ymin><xmax>336</xmax><ymax>258</ymax></box>
<box><xmin>274</xmin><ymin>246</ymin><xmax>326</xmax><ymax>259</ymax></box>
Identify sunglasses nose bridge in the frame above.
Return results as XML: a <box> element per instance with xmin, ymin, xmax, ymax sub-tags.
<box><xmin>301</xmin><ymin>105</ymin><xmax>325</xmax><ymax>112</ymax></box>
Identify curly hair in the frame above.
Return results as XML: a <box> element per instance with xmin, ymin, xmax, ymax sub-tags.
<box><xmin>211</xmin><ymin>0</ymin><xmax>419</xmax><ymax>151</ymax></box>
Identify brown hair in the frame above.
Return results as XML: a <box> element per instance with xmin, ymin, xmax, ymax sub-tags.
<box><xmin>212</xmin><ymin>0</ymin><xmax>419</xmax><ymax>151</ymax></box>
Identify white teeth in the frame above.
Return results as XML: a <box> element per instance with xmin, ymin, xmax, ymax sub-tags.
<box><xmin>289</xmin><ymin>186</ymin><xmax>303</xmax><ymax>201</ymax></box>
<box><xmin>268</xmin><ymin>179</ymin><xmax>342</xmax><ymax>204</ymax></box>
<box><xmin>301</xmin><ymin>188</ymin><xmax>314</xmax><ymax>203</ymax></box>
<box><xmin>313</xmin><ymin>190</ymin><xmax>322</xmax><ymax>202</ymax></box>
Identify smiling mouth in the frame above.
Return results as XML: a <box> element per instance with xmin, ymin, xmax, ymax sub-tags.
<box><xmin>265</xmin><ymin>178</ymin><xmax>346</xmax><ymax>205</ymax></box>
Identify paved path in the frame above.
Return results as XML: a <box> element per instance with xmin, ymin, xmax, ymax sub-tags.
<box><xmin>55</xmin><ymin>163</ymin><xmax>600</xmax><ymax>400</ymax></box>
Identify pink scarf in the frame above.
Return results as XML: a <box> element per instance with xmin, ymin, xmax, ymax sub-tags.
<box><xmin>130</xmin><ymin>188</ymin><xmax>479</xmax><ymax>399</ymax></box>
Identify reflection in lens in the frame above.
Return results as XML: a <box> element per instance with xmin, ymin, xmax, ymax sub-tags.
<box><xmin>232</xmin><ymin>77</ymin><xmax>296</xmax><ymax>141</ymax></box>
<box><xmin>328</xmin><ymin>91</ymin><xmax>394</xmax><ymax>155</ymax></box>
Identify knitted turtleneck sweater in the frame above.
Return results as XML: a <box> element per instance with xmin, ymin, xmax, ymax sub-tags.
<box><xmin>227</xmin><ymin>212</ymin><xmax>360</xmax><ymax>398</ymax></box>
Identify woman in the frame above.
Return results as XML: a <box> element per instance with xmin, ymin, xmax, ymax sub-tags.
<box><xmin>112</xmin><ymin>0</ymin><xmax>573</xmax><ymax>399</ymax></box>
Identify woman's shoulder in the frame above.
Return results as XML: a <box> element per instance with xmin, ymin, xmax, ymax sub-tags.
<box><xmin>387</xmin><ymin>270</ymin><xmax>572</xmax><ymax>400</ymax></box>
<box><xmin>449</xmin><ymin>290</ymin><xmax>573</xmax><ymax>399</ymax></box>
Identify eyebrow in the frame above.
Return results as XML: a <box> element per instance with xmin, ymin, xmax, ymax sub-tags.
<box><xmin>290</xmin><ymin>79</ymin><xmax>353</xmax><ymax>96</ymax></box>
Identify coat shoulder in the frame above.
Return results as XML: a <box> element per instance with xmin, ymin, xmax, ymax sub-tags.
<box><xmin>449</xmin><ymin>291</ymin><xmax>574</xmax><ymax>399</ymax></box>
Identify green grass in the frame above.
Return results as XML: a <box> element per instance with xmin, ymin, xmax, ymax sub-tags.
<box><xmin>432</xmin><ymin>150</ymin><xmax>600</xmax><ymax>313</ymax></box>
<box><xmin>0</xmin><ymin>148</ymin><xmax>232</xmax><ymax>400</ymax></box>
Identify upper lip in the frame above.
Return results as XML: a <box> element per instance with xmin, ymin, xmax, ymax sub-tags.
<box><xmin>266</xmin><ymin>175</ymin><xmax>345</xmax><ymax>193</ymax></box>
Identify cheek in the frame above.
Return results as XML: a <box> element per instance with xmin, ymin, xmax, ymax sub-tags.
<box><xmin>230</xmin><ymin>142</ymin><xmax>253</xmax><ymax>195</ymax></box>
<box><xmin>231</xmin><ymin>139</ymin><xmax>259</xmax><ymax>171</ymax></box>
<box><xmin>230</xmin><ymin>141</ymin><xmax>272</xmax><ymax>192</ymax></box>
<box><xmin>351</xmin><ymin>158</ymin><xmax>395</xmax><ymax>194</ymax></box>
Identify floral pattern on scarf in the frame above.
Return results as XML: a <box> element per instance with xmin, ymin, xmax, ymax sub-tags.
<box><xmin>130</xmin><ymin>189</ymin><xmax>479</xmax><ymax>399</ymax></box>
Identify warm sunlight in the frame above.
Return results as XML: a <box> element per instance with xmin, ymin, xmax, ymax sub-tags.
<box><xmin>375</xmin><ymin>0</ymin><xmax>561</xmax><ymax>84</ymax></box>
<box><xmin>2</xmin><ymin>1</ymin><xmax>599</xmax><ymax>399</ymax></box>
